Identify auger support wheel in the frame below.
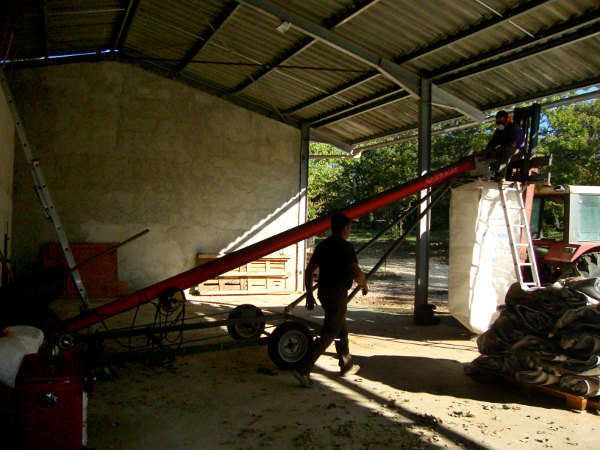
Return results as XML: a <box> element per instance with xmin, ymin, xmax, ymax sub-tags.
<box><xmin>267</xmin><ymin>321</ymin><xmax>313</xmax><ymax>370</ymax></box>
<box><xmin>227</xmin><ymin>304</ymin><xmax>265</xmax><ymax>340</ymax></box>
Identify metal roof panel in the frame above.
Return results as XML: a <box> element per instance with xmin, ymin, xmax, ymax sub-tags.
<box><xmin>2</xmin><ymin>0</ymin><xmax>598</xmax><ymax>146</ymax></box>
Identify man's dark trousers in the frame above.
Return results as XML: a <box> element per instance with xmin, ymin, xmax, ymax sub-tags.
<box><xmin>300</xmin><ymin>289</ymin><xmax>351</xmax><ymax>374</ymax></box>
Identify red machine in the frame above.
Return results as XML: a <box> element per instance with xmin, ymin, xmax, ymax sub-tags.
<box><xmin>63</xmin><ymin>156</ymin><xmax>476</xmax><ymax>334</ymax></box>
<box><xmin>530</xmin><ymin>184</ymin><xmax>600</xmax><ymax>282</ymax></box>
<box><xmin>58</xmin><ymin>104</ymin><xmax>548</xmax><ymax>336</ymax></box>
<box><xmin>29</xmin><ymin>155</ymin><xmax>474</xmax><ymax>371</ymax></box>
<box><xmin>16</xmin><ymin>352</ymin><xmax>86</xmax><ymax>450</ymax></box>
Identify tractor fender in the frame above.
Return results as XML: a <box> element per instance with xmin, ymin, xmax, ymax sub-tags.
<box><xmin>541</xmin><ymin>243</ymin><xmax>600</xmax><ymax>265</ymax></box>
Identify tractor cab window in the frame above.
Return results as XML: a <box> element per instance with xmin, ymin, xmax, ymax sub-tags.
<box><xmin>577</xmin><ymin>194</ymin><xmax>600</xmax><ymax>242</ymax></box>
<box><xmin>531</xmin><ymin>195</ymin><xmax>564</xmax><ymax>241</ymax></box>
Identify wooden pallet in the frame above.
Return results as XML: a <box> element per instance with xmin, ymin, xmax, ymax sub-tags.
<box><xmin>472</xmin><ymin>367</ymin><xmax>600</xmax><ymax>411</ymax></box>
<box><xmin>195</xmin><ymin>253</ymin><xmax>293</xmax><ymax>293</ymax></box>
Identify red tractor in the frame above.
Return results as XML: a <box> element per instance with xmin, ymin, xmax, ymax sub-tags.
<box><xmin>530</xmin><ymin>184</ymin><xmax>600</xmax><ymax>283</ymax></box>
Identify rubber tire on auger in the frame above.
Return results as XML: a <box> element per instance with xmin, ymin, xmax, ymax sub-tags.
<box><xmin>559</xmin><ymin>251</ymin><xmax>600</xmax><ymax>280</ymax></box>
<box><xmin>158</xmin><ymin>286</ymin><xmax>186</xmax><ymax>313</ymax></box>
<box><xmin>267</xmin><ymin>321</ymin><xmax>313</xmax><ymax>370</ymax></box>
<box><xmin>226</xmin><ymin>304</ymin><xmax>265</xmax><ymax>340</ymax></box>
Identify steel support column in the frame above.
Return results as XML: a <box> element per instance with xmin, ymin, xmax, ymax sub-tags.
<box><xmin>414</xmin><ymin>76</ymin><xmax>432</xmax><ymax>321</ymax></box>
<box><xmin>296</xmin><ymin>126</ymin><xmax>310</xmax><ymax>290</ymax></box>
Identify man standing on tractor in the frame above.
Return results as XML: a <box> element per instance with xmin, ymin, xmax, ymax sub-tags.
<box><xmin>483</xmin><ymin>110</ymin><xmax>526</xmax><ymax>181</ymax></box>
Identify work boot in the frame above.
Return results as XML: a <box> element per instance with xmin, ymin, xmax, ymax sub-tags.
<box><xmin>340</xmin><ymin>364</ymin><xmax>361</xmax><ymax>377</ymax></box>
<box><xmin>290</xmin><ymin>369</ymin><xmax>313</xmax><ymax>388</ymax></box>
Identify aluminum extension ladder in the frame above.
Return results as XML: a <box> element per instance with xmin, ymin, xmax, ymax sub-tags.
<box><xmin>498</xmin><ymin>181</ymin><xmax>541</xmax><ymax>290</ymax></box>
<box><xmin>1</xmin><ymin>72</ymin><xmax>92</xmax><ymax>309</ymax></box>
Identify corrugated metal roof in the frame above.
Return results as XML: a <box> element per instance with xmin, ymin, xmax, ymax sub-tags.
<box><xmin>1</xmin><ymin>0</ymin><xmax>598</xmax><ymax>148</ymax></box>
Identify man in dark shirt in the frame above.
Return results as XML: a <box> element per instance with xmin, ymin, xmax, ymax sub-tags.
<box><xmin>291</xmin><ymin>213</ymin><xmax>368</xmax><ymax>387</ymax></box>
<box><xmin>484</xmin><ymin>110</ymin><xmax>526</xmax><ymax>180</ymax></box>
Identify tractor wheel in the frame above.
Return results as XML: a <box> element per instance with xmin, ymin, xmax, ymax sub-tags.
<box><xmin>267</xmin><ymin>321</ymin><xmax>313</xmax><ymax>370</ymax></box>
<box><xmin>559</xmin><ymin>252</ymin><xmax>600</xmax><ymax>280</ymax></box>
<box><xmin>226</xmin><ymin>304</ymin><xmax>265</xmax><ymax>340</ymax></box>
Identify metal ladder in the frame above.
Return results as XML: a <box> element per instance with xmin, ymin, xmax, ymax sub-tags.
<box><xmin>498</xmin><ymin>181</ymin><xmax>541</xmax><ymax>290</ymax></box>
<box><xmin>1</xmin><ymin>71</ymin><xmax>92</xmax><ymax>309</ymax></box>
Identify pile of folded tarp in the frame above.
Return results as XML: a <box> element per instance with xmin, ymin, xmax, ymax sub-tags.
<box><xmin>472</xmin><ymin>277</ymin><xmax>600</xmax><ymax>397</ymax></box>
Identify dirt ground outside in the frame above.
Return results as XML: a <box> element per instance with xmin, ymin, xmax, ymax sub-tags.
<box><xmin>3</xmin><ymin>257</ymin><xmax>599</xmax><ymax>449</ymax></box>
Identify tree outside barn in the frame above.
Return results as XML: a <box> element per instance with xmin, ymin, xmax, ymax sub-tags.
<box><xmin>308</xmin><ymin>98</ymin><xmax>600</xmax><ymax>245</ymax></box>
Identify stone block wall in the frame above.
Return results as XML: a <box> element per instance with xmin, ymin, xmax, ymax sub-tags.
<box><xmin>9</xmin><ymin>62</ymin><xmax>302</xmax><ymax>292</ymax></box>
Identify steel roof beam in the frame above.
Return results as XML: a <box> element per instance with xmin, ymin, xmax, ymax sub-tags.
<box><xmin>477</xmin><ymin>75</ymin><xmax>600</xmax><ymax>112</ymax></box>
<box><xmin>309</xmin><ymin>129</ymin><xmax>353</xmax><ymax>153</ymax></box>
<box><xmin>316</xmin><ymin>87</ymin><xmax>600</xmax><ymax>154</ymax></box>
<box><xmin>230</xmin><ymin>0</ymin><xmax>381</xmax><ymax>95</ymax></box>
<box><xmin>438</xmin><ymin>25</ymin><xmax>600</xmax><ymax>83</ymax></box>
<box><xmin>284</xmin><ymin>0</ymin><xmax>552</xmax><ymax>120</ymax></box>
<box><xmin>231</xmin><ymin>35</ymin><xmax>315</xmax><ymax>92</ymax></box>
<box><xmin>240</xmin><ymin>0</ymin><xmax>484</xmax><ymax>121</ymax></box>
<box><xmin>118</xmin><ymin>52</ymin><xmax>301</xmax><ymax>128</ymax></box>
<box><xmin>239</xmin><ymin>0</ymin><xmax>418</xmax><ymax>94</ymax></box>
<box><xmin>305</xmin><ymin>10</ymin><xmax>599</xmax><ymax>130</ymax></box>
<box><xmin>111</xmin><ymin>0</ymin><xmax>139</xmax><ymax>52</ymax></box>
<box><xmin>352</xmin><ymin>83</ymin><xmax>600</xmax><ymax>151</ymax></box>
<box><xmin>177</xmin><ymin>1</ymin><xmax>241</xmax><ymax>72</ymax></box>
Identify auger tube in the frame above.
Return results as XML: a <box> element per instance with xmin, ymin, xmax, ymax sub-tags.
<box><xmin>63</xmin><ymin>156</ymin><xmax>475</xmax><ymax>333</ymax></box>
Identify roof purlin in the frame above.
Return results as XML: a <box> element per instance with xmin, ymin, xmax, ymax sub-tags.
<box><xmin>307</xmin><ymin>90</ymin><xmax>410</xmax><ymax>128</ymax></box>
<box><xmin>281</xmin><ymin>72</ymin><xmax>381</xmax><ymax>116</ymax></box>
<box><xmin>349</xmin><ymin>74</ymin><xmax>600</xmax><ymax>146</ymax></box>
<box><xmin>177</xmin><ymin>1</ymin><xmax>241</xmax><ymax>72</ymax></box>
<box><xmin>120</xmin><ymin>52</ymin><xmax>302</xmax><ymax>127</ymax></box>
<box><xmin>111</xmin><ymin>0</ymin><xmax>139</xmax><ymax>52</ymax></box>
<box><xmin>393</xmin><ymin>0</ymin><xmax>553</xmax><ymax>65</ymax></box>
<box><xmin>432</xmin><ymin>10</ymin><xmax>600</xmax><ymax>82</ymax></box>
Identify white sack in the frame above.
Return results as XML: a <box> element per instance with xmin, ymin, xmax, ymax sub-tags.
<box><xmin>0</xmin><ymin>325</ymin><xmax>44</xmax><ymax>388</ymax></box>
<box><xmin>448</xmin><ymin>181</ymin><xmax>520</xmax><ymax>334</ymax></box>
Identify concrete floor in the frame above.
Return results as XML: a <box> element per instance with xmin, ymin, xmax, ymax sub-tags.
<box><xmin>26</xmin><ymin>295</ymin><xmax>599</xmax><ymax>448</ymax></box>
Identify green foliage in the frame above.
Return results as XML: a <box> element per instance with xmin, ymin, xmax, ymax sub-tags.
<box><xmin>538</xmin><ymin>99</ymin><xmax>600</xmax><ymax>186</ymax></box>
<box><xmin>308</xmin><ymin>141</ymin><xmax>419</xmax><ymax>227</ymax></box>
<box><xmin>307</xmin><ymin>143</ymin><xmax>349</xmax><ymax>220</ymax></box>
<box><xmin>431</xmin><ymin>121</ymin><xmax>491</xmax><ymax>170</ymax></box>
<box><xmin>308</xmin><ymin>98</ymin><xmax>600</xmax><ymax>234</ymax></box>
<box><xmin>429</xmin><ymin>122</ymin><xmax>492</xmax><ymax>228</ymax></box>
<box><xmin>541</xmin><ymin>200</ymin><xmax>564</xmax><ymax>240</ymax></box>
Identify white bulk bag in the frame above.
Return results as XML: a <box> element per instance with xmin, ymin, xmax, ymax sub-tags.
<box><xmin>448</xmin><ymin>181</ymin><xmax>520</xmax><ymax>334</ymax></box>
<box><xmin>0</xmin><ymin>326</ymin><xmax>44</xmax><ymax>388</ymax></box>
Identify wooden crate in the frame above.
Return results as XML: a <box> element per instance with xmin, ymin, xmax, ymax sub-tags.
<box><xmin>195</xmin><ymin>253</ymin><xmax>291</xmax><ymax>294</ymax></box>
<box><xmin>41</xmin><ymin>242</ymin><xmax>123</xmax><ymax>298</ymax></box>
